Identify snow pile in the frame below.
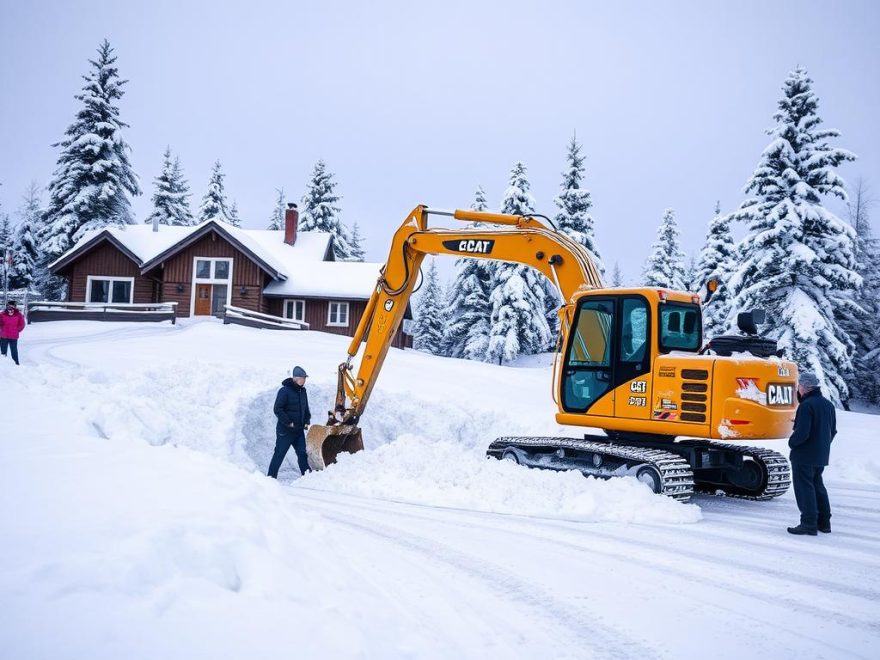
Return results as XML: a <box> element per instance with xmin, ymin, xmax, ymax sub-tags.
<box><xmin>826</xmin><ymin>410</ymin><xmax>880</xmax><ymax>485</ymax></box>
<box><xmin>298</xmin><ymin>435</ymin><xmax>702</xmax><ymax>524</ymax></box>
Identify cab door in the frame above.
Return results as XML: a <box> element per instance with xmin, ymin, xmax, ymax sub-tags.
<box><xmin>614</xmin><ymin>296</ymin><xmax>653</xmax><ymax>420</ymax></box>
<box><xmin>560</xmin><ymin>298</ymin><xmax>616</xmax><ymax>417</ymax></box>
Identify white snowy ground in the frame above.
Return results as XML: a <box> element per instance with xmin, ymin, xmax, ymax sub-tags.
<box><xmin>1</xmin><ymin>320</ymin><xmax>878</xmax><ymax>660</ymax></box>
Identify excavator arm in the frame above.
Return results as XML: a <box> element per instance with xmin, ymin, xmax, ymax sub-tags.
<box><xmin>305</xmin><ymin>204</ymin><xmax>605</xmax><ymax>469</ymax></box>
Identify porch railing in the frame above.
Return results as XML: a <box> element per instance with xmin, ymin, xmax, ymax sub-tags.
<box><xmin>223</xmin><ymin>304</ymin><xmax>309</xmax><ymax>330</ymax></box>
<box><xmin>27</xmin><ymin>301</ymin><xmax>178</xmax><ymax>324</ymax></box>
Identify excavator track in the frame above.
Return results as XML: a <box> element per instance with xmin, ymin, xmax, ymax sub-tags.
<box><xmin>686</xmin><ymin>441</ymin><xmax>791</xmax><ymax>501</ymax></box>
<box><xmin>488</xmin><ymin>436</ymin><xmax>695</xmax><ymax>501</ymax></box>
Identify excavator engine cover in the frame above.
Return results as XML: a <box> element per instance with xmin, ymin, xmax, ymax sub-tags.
<box><xmin>305</xmin><ymin>424</ymin><xmax>364</xmax><ymax>470</ymax></box>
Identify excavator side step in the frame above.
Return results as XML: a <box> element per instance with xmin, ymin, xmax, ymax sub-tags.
<box><xmin>487</xmin><ymin>436</ymin><xmax>695</xmax><ymax>501</ymax></box>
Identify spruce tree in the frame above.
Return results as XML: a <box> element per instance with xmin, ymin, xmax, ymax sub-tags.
<box><xmin>729</xmin><ymin>67</ymin><xmax>859</xmax><ymax>405</ymax></box>
<box><xmin>0</xmin><ymin>213</ymin><xmax>11</xmax><ymax>257</ymax></box>
<box><xmin>349</xmin><ymin>222</ymin><xmax>366</xmax><ymax>261</ymax></box>
<box><xmin>42</xmin><ymin>40</ymin><xmax>140</xmax><ymax>260</ymax></box>
<box><xmin>170</xmin><ymin>157</ymin><xmax>195</xmax><ymax>225</ymax></box>
<box><xmin>299</xmin><ymin>159</ymin><xmax>356</xmax><ymax>260</ymax></box>
<box><xmin>10</xmin><ymin>182</ymin><xmax>42</xmax><ymax>290</ymax></box>
<box><xmin>228</xmin><ymin>200</ymin><xmax>242</xmax><ymax>228</ymax></box>
<box><xmin>642</xmin><ymin>208</ymin><xmax>687</xmax><ymax>290</ymax></box>
<box><xmin>694</xmin><ymin>201</ymin><xmax>736</xmax><ymax>339</ymax></box>
<box><xmin>412</xmin><ymin>260</ymin><xmax>445</xmax><ymax>355</ymax></box>
<box><xmin>841</xmin><ymin>179</ymin><xmax>880</xmax><ymax>404</ymax></box>
<box><xmin>554</xmin><ymin>133</ymin><xmax>603</xmax><ymax>270</ymax></box>
<box><xmin>268</xmin><ymin>188</ymin><xmax>285</xmax><ymax>230</ymax></box>
<box><xmin>0</xmin><ymin>210</ymin><xmax>11</xmax><ymax>293</ymax></box>
<box><xmin>146</xmin><ymin>147</ymin><xmax>194</xmax><ymax>226</ymax></box>
<box><xmin>198</xmin><ymin>160</ymin><xmax>232</xmax><ymax>224</ymax></box>
<box><xmin>441</xmin><ymin>185</ymin><xmax>494</xmax><ymax>359</ymax></box>
<box><xmin>487</xmin><ymin>163</ymin><xmax>551</xmax><ymax>363</ymax></box>
<box><xmin>610</xmin><ymin>261</ymin><xmax>624</xmax><ymax>287</ymax></box>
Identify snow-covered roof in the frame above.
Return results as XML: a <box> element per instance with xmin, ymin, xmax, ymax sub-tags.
<box><xmin>50</xmin><ymin>220</ymin><xmax>334</xmax><ymax>283</ymax></box>
<box><xmin>263</xmin><ymin>261</ymin><xmax>382</xmax><ymax>299</ymax></box>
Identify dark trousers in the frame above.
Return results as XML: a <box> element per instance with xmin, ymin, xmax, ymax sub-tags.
<box><xmin>792</xmin><ymin>464</ymin><xmax>831</xmax><ymax>529</ymax></box>
<box><xmin>268</xmin><ymin>428</ymin><xmax>309</xmax><ymax>478</ymax></box>
<box><xmin>0</xmin><ymin>338</ymin><xmax>19</xmax><ymax>365</ymax></box>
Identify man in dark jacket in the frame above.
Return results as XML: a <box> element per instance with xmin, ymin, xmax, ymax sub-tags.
<box><xmin>787</xmin><ymin>371</ymin><xmax>836</xmax><ymax>536</ymax></box>
<box><xmin>268</xmin><ymin>366</ymin><xmax>312</xmax><ymax>478</ymax></box>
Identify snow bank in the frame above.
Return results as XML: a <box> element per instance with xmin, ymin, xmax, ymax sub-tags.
<box><xmin>298</xmin><ymin>435</ymin><xmax>702</xmax><ymax>524</ymax></box>
<box><xmin>827</xmin><ymin>410</ymin><xmax>880</xmax><ymax>485</ymax></box>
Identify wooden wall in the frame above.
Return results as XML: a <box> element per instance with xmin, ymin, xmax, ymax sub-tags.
<box><xmin>154</xmin><ymin>231</ymin><xmax>267</xmax><ymax>317</ymax></box>
<box><xmin>266</xmin><ymin>298</ymin><xmax>411</xmax><ymax>348</ymax></box>
<box><xmin>67</xmin><ymin>243</ymin><xmax>153</xmax><ymax>303</ymax></box>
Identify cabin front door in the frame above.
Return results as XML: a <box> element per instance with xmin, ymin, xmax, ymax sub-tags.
<box><xmin>195</xmin><ymin>284</ymin><xmax>212</xmax><ymax>316</ymax></box>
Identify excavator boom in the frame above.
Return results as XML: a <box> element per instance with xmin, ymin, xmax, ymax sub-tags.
<box><xmin>305</xmin><ymin>205</ymin><xmax>604</xmax><ymax>468</ymax></box>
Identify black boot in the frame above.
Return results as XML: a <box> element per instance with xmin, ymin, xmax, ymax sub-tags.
<box><xmin>787</xmin><ymin>524</ymin><xmax>818</xmax><ymax>536</ymax></box>
<box><xmin>818</xmin><ymin>520</ymin><xmax>831</xmax><ymax>534</ymax></box>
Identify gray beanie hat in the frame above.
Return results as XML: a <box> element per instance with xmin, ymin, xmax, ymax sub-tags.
<box><xmin>799</xmin><ymin>371</ymin><xmax>819</xmax><ymax>389</ymax></box>
<box><xmin>292</xmin><ymin>365</ymin><xmax>308</xmax><ymax>378</ymax></box>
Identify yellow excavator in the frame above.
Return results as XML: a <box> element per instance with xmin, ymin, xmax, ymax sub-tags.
<box><xmin>305</xmin><ymin>205</ymin><xmax>795</xmax><ymax>501</ymax></box>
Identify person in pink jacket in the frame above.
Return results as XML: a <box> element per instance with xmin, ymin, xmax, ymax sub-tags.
<box><xmin>0</xmin><ymin>300</ymin><xmax>26</xmax><ymax>365</ymax></box>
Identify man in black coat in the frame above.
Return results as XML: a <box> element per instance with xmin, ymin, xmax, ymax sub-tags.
<box><xmin>787</xmin><ymin>371</ymin><xmax>836</xmax><ymax>536</ymax></box>
<box><xmin>268</xmin><ymin>365</ymin><xmax>312</xmax><ymax>478</ymax></box>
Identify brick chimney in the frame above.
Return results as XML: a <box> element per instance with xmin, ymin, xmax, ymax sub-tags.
<box><xmin>284</xmin><ymin>203</ymin><xmax>299</xmax><ymax>246</ymax></box>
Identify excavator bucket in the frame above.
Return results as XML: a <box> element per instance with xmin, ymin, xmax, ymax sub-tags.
<box><xmin>305</xmin><ymin>424</ymin><xmax>364</xmax><ymax>471</ymax></box>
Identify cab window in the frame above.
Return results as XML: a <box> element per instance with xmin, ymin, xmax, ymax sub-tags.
<box><xmin>562</xmin><ymin>299</ymin><xmax>614</xmax><ymax>412</ymax></box>
<box><xmin>659</xmin><ymin>303</ymin><xmax>701</xmax><ymax>352</ymax></box>
<box><xmin>620</xmin><ymin>298</ymin><xmax>648</xmax><ymax>364</ymax></box>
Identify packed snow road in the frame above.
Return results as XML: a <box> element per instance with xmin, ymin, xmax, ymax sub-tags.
<box><xmin>1</xmin><ymin>320</ymin><xmax>878</xmax><ymax>659</ymax></box>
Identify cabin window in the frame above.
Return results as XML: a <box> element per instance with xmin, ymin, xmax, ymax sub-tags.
<box><xmin>86</xmin><ymin>276</ymin><xmax>134</xmax><ymax>304</ymax></box>
<box><xmin>328</xmin><ymin>301</ymin><xmax>349</xmax><ymax>327</ymax></box>
<box><xmin>284</xmin><ymin>299</ymin><xmax>306</xmax><ymax>323</ymax></box>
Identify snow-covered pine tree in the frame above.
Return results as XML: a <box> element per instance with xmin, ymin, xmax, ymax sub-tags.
<box><xmin>42</xmin><ymin>40</ymin><xmax>140</xmax><ymax>260</ymax></box>
<box><xmin>441</xmin><ymin>185</ymin><xmax>494</xmax><ymax>360</ymax></box>
<box><xmin>198</xmin><ymin>160</ymin><xmax>232</xmax><ymax>224</ymax></box>
<box><xmin>487</xmin><ymin>163</ymin><xmax>551</xmax><ymax>363</ymax></box>
<box><xmin>0</xmin><ymin>212</ymin><xmax>11</xmax><ymax>257</ymax></box>
<box><xmin>554</xmin><ymin>133</ymin><xmax>603</xmax><ymax>271</ymax></box>
<box><xmin>412</xmin><ymin>259</ymin><xmax>445</xmax><ymax>355</ymax></box>
<box><xmin>146</xmin><ymin>147</ymin><xmax>194</xmax><ymax>226</ymax></box>
<box><xmin>682</xmin><ymin>254</ymin><xmax>698</xmax><ymax>292</ymax></box>
<box><xmin>728</xmin><ymin>67</ymin><xmax>859</xmax><ymax>406</ymax></box>
<box><xmin>610</xmin><ymin>261</ymin><xmax>624</xmax><ymax>287</ymax></box>
<box><xmin>10</xmin><ymin>182</ymin><xmax>42</xmax><ymax>290</ymax></box>
<box><xmin>349</xmin><ymin>222</ymin><xmax>366</xmax><ymax>262</ymax></box>
<box><xmin>228</xmin><ymin>200</ymin><xmax>242</xmax><ymax>228</ymax></box>
<box><xmin>841</xmin><ymin>178</ymin><xmax>880</xmax><ymax>405</ymax></box>
<box><xmin>694</xmin><ymin>201</ymin><xmax>736</xmax><ymax>339</ymax></box>
<box><xmin>268</xmin><ymin>188</ymin><xmax>285</xmax><ymax>230</ymax></box>
<box><xmin>0</xmin><ymin>209</ymin><xmax>11</xmax><ymax>291</ymax></box>
<box><xmin>299</xmin><ymin>160</ymin><xmax>356</xmax><ymax>260</ymax></box>
<box><xmin>642</xmin><ymin>208</ymin><xmax>687</xmax><ymax>290</ymax></box>
<box><xmin>170</xmin><ymin>156</ymin><xmax>194</xmax><ymax>225</ymax></box>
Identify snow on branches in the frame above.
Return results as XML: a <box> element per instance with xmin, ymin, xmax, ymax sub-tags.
<box><xmin>642</xmin><ymin>208</ymin><xmax>687</xmax><ymax>291</ymax></box>
<box><xmin>729</xmin><ymin>67</ymin><xmax>859</xmax><ymax>405</ymax></box>
<box><xmin>42</xmin><ymin>39</ymin><xmax>141</xmax><ymax>260</ymax></box>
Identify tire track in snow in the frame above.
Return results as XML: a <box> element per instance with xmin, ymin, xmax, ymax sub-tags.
<box><xmin>294</xmin><ymin>488</ymin><xmax>880</xmax><ymax>643</ymax></box>
<box><xmin>29</xmin><ymin>323</ymin><xmax>189</xmax><ymax>368</ymax></box>
<box><xmin>296</xmin><ymin>495</ymin><xmax>660</xmax><ymax>660</ymax></box>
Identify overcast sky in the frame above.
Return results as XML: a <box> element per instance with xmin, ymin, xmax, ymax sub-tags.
<box><xmin>1</xmin><ymin>0</ymin><xmax>878</xmax><ymax>283</ymax></box>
